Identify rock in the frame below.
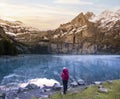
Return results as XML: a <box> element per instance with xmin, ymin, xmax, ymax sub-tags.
<box><xmin>25</xmin><ymin>84</ymin><xmax>39</xmax><ymax>90</ymax></box>
<box><xmin>107</xmin><ymin>80</ymin><xmax>113</xmax><ymax>84</ymax></box>
<box><xmin>70</xmin><ymin>81</ymin><xmax>78</xmax><ymax>87</ymax></box>
<box><xmin>40</xmin><ymin>94</ymin><xmax>49</xmax><ymax>98</ymax></box>
<box><xmin>15</xmin><ymin>97</ymin><xmax>19</xmax><ymax>99</ymax></box>
<box><xmin>17</xmin><ymin>83</ymin><xmax>39</xmax><ymax>93</ymax></box>
<box><xmin>98</xmin><ymin>85</ymin><xmax>103</xmax><ymax>88</ymax></box>
<box><xmin>52</xmin><ymin>83</ymin><xmax>61</xmax><ymax>91</ymax></box>
<box><xmin>44</xmin><ymin>88</ymin><xmax>51</xmax><ymax>92</ymax></box>
<box><xmin>98</xmin><ymin>88</ymin><xmax>108</xmax><ymax>93</ymax></box>
<box><xmin>42</xmin><ymin>85</ymin><xmax>52</xmax><ymax>92</ymax></box>
<box><xmin>17</xmin><ymin>87</ymin><xmax>28</xmax><ymax>93</ymax></box>
<box><xmin>77</xmin><ymin>79</ymin><xmax>85</xmax><ymax>85</ymax></box>
<box><xmin>0</xmin><ymin>92</ymin><xmax>6</xmax><ymax>99</ymax></box>
<box><xmin>94</xmin><ymin>81</ymin><xmax>102</xmax><ymax>85</ymax></box>
<box><xmin>43</xmin><ymin>84</ymin><xmax>52</xmax><ymax>89</ymax></box>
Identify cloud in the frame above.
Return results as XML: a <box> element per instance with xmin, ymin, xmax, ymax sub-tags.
<box><xmin>0</xmin><ymin>2</ymin><xmax>77</xmax><ymax>30</ymax></box>
<box><xmin>0</xmin><ymin>2</ymin><xmax>77</xmax><ymax>17</ymax></box>
<box><xmin>54</xmin><ymin>0</ymin><xmax>93</xmax><ymax>5</ymax></box>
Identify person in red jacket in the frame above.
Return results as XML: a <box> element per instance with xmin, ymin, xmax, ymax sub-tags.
<box><xmin>61</xmin><ymin>67</ymin><xmax>69</xmax><ymax>94</ymax></box>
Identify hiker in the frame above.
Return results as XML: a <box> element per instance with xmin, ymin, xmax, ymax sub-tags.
<box><xmin>61</xmin><ymin>67</ymin><xmax>69</xmax><ymax>94</ymax></box>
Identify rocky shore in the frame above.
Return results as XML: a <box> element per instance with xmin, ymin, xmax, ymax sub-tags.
<box><xmin>0</xmin><ymin>78</ymin><xmax>85</xmax><ymax>99</ymax></box>
<box><xmin>0</xmin><ymin>78</ymin><xmax>115</xmax><ymax>99</ymax></box>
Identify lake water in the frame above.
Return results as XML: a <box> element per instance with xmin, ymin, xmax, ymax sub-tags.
<box><xmin>0</xmin><ymin>55</ymin><xmax>120</xmax><ymax>86</ymax></box>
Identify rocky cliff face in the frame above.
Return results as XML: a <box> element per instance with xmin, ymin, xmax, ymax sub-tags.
<box><xmin>48</xmin><ymin>10</ymin><xmax>120</xmax><ymax>54</ymax></box>
<box><xmin>48</xmin><ymin>13</ymin><xmax>95</xmax><ymax>54</ymax></box>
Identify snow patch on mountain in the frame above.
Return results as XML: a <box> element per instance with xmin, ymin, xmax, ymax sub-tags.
<box><xmin>89</xmin><ymin>10</ymin><xmax>120</xmax><ymax>22</ymax></box>
<box><xmin>89</xmin><ymin>10</ymin><xmax>120</xmax><ymax>29</ymax></box>
<box><xmin>6</xmin><ymin>32</ymin><xmax>17</xmax><ymax>37</ymax></box>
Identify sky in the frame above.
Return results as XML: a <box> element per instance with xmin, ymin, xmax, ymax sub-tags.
<box><xmin>0</xmin><ymin>0</ymin><xmax>120</xmax><ymax>30</ymax></box>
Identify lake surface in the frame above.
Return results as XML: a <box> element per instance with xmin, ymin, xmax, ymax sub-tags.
<box><xmin>0</xmin><ymin>55</ymin><xmax>120</xmax><ymax>85</ymax></box>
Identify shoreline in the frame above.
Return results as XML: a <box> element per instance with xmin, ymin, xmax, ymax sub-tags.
<box><xmin>0</xmin><ymin>79</ymin><xmax>120</xmax><ymax>99</ymax></box>
<box><xmin>0</xmin><ymin>54</ymin><xmax>120</xmax><ymax>57</ymax></box>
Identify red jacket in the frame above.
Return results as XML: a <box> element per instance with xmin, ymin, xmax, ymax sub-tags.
<box><xmin>61</xmin><ymin>68</ymin><xmax>69</xmax><ymax>80</ymax></box>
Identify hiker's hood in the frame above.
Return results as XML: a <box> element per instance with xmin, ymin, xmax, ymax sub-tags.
<box><xmin>63</xmin><ymin>68</ymin><xmax>68</xmax><ymax>74</ymax></box>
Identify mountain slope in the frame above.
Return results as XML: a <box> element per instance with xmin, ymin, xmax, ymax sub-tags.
<box><xmin>0</xmin><ymin>26</ymin><xmax>29</xmax><ymax>55</ymax></box>
<box><xmin>48</xmin><ymin>10</ymin><xmax>120</xmax><ymax>54</ymax></box>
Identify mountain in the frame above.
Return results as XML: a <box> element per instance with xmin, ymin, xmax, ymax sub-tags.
<box><xmin>0</xmin><ymin>26</ymin><xmax>29</xmax><ymax>55</ymax></box>
<box><xmin>48</xmin><ymin>9</ymin><xmax>120</xmax><ymax>54</ymax></box>
<box><xmin>0</xmin><ymin>9</ymin><xmax>120</xmax><ymax>54</ymax></box>
<box><xmin>0</xmin><ymin>17</ymin><xmax>50</xmax><ymax>54</ymax></box>
<box><xmin>0</xmin><ymin>17</ymin><xmax>39</xmax><ymax>37</ymax></box>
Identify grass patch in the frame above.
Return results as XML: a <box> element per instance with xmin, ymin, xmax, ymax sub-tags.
<box><xmin>48</xmin><ymin>80</ymin><xmax>120</xmax><ymax>99</ymax></box>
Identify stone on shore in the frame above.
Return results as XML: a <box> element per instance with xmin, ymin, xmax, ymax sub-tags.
<box><xmin>94</xmin><ymin>81</ymin><xmax>102</xmax><ymax>85</ymax></box>
<box><xmin>77</xmin><ymin>79</ymin><xmax>85</xmax><ymax>85</ymax></box>
<box><xmin>17</xmin><ymin>84</ymin><xmax>39</xmax><ymax>93</ymax></box>
<box><xmin>52</xmin><ymin>83</ymin><xmax>62</xmax><ymax>91</ymax></box>
<box><xmin>98</xmin><ymin>85</ymin><xmax>108</xmax><ymax>93</ymax></box>
<box><xmin>70</xmin><ymin>81</ymin><xmax>78</xmax><ymax>87</ymax></box>
<box><xmin>98</xmin><ymin>87</ymin><xmax>108</xmax><ymax>93</ymax></box>
<box><xmin>107</xmin><ymin>80</ymin><xmax>113</xmax><ymax>84</ymax></box>
<box><xmin>25</xmin><ymin>84</ymin><xmax>39</xmax><ymax>90</ymax></box>
<box><xmin>17</xmin><ymin>87</ymin><xmax>28</xmax><ymax>93</ymax></box>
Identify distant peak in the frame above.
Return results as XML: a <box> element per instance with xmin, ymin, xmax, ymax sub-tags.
<box><xmin>75</xmin><ymin>12</ymin><xmax>84</xmax><ymax>19</ymax></box>
<box><xmin>0</xmin><ymin>17</ymin><xmax>16</xmax><ymax>22</ymax></box>
<box><xmin>71</xmin><ymin>12</ymin><xmax>89</xmax><ymax>26</ymax></box>
<box><xmin>100</xmin><ymin>10</ymin><xmax>113</xmax><ymax>17</ymax></box>
<box><xmin>85</xmin><ymin>12</ymin><xmax>95</xmax><ymax>19</ymax></box>
<box><xmin>0</xmin><ymin>17</ymin><xmax>23</xmax><ymax>26</ymax></box>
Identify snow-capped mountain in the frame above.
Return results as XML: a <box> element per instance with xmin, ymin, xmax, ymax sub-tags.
<box><xmin>0</xmin><ymin>17</ymin><xmax>39</xmax><ymax>37</ymax></box>
<box><xmin>0</xmin><ymin>17</ymin><xmax>23</xmax><ymax>26</ymax></box>
<box><xmin>0</xmin><ymin>9</ymin><xmax>120</xmax><ymax>54</ymax></box>
<box><xmin>89</xmin><ymin>9</ymin><xmax>120</xmax><ymax>30</ymax></box>
<box><xmin>48</xmin><ymin>9</ymin><xmax>120</xmax><ymax>54</ymax></box>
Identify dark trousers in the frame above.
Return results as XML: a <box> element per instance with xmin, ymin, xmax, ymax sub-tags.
<box><xmin>62</xmin><ymin>80</ymin><xmax>68</xmax><ymax>94</ymax></box>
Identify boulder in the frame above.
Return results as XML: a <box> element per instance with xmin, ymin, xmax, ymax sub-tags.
<box><xmin>25</xmin><ymin>83</ymin><xmax>39</xmax><ymax>90</ymax></box>
<box><xmin>94</xmin><ymin>81</ymin><xmax>102</xmax><ymax>85</ymax></box>
<box><xmin>77</xmin><ymin>79</ymin><xmax>85</xmax><ymax>85</ymax></box>
<box><xmin>43</xmin><ymin>84</ymin><xmax>52</xmax><ymax>92</ymax></box>
<box><xmin>44</xmin><ymin>88</ymin><xmax>51</xmax><ymax>92</ymax></box>
<box><xmin>17</xmin><ymin>84</ymin><xmax>39</xmax><ymax>93</ymax></box>
<box><xmin>52</xmin><ymin>83</ymin><xmax>61</xmax><ymax>91</ymax></box>
<box><xmin>70</xmin><ymin>81</ymin><xmax>78</xmax><ymax>87</ymax></box>
<box><xmin>43</xmin><ymin>84</ymin><xmax>52</xmax><ymax>89</ymax></box>
<box><xmin>107</xmin><ymin>80</ymin><xmax>113</xmax><ymax>84</ymax></box>
<box><xmin>98</xmin><ymin>88</ymin><xmax>108</xmax><ymax>93</ymax></box>
<box><xmin>17</xmin><ymin>87</ymin><xmax>28</xmax><ymax>93</ymax></box>
<box><xmin>98</xmin><ymin>85</ymin><xmax>103</xmax><ymax>88</ymax></box>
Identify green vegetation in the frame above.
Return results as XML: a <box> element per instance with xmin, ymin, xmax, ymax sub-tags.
<box><xmin>0</xmin><ymin>39</ymin><xmax>18</xmax><ymax>55</ymax></box>
<box><xmin>31</xmin><ymin>97</ymin><xmax>37</xmax><ymax>99</ymax></box>
<box><xmin>48</xmin><ymin>80</ymin><xmax>120</xmax><ymax>99</ymax></box>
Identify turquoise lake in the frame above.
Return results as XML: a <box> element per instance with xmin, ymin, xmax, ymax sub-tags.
<box><xmin>0</xmin><ymin>55</ymin><xmax>120</xmax><ymax>85</ymax></box>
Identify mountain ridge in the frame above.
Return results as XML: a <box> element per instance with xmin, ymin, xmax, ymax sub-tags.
<box><xmin>48</xmin><ymin>9</ymin><xmax>120</xmax><ymax>54</ymax></box>
<box><xmin>0</xmin><ymin>9</ymin><xmax>120</xmax><ymax>54</ymax></box>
